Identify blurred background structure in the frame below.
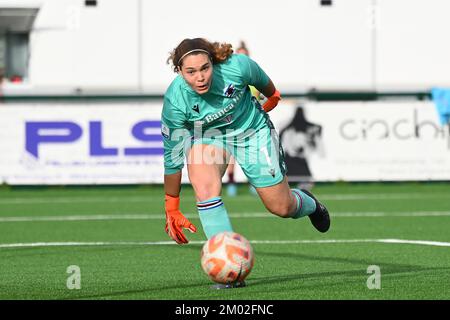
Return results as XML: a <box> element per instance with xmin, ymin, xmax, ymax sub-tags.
<box><xmin>1</xmin><ymin>0</ymin><xmax>450</xmax><ymax>94</ymax></box>
<box><xmin>1</xmin><ymin>0</ymin><xmax>450</xmax><ymax>184</ymax></box>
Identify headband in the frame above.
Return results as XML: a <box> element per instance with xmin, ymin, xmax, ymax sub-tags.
<box><xmin>177</xmin><ymin>49</ymin><xmax>210</xmax><ymax>66</ymax></box>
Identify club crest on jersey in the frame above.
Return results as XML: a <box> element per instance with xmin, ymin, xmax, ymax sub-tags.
<box><xmin>224</xmin><ymin>84</ymin><xmax>237</xmax><ymax>98</ymax></box>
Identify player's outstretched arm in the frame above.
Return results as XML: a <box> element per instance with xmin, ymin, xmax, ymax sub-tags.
<box><xmin>164</xmin><ymin>171</ymin><xmax>182</xmax><ymax>197</ymax></box>
<box><xmin>164</xmin><ymin>172</ymin><xmax>197</xmax><ymax>244</ymax></box>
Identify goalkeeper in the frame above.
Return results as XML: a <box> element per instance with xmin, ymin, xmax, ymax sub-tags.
<box><xmin>162</xmin><ymin>38</ymin><xmax>330</xmax><ymax>244</ymax></box>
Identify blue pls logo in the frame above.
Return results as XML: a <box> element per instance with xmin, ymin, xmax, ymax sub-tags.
<box><xmin>25</xmin><ymin>120</ymin><xmax>164</xmax><ymax>158</ymax></box>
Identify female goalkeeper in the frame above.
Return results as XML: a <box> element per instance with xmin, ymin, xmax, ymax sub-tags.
<box><xmin>162</xmin><ymin>38</ymin><xmax>330</xmax><ymax>244</ymax></box>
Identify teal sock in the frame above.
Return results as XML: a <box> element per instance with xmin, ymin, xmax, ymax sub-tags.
<box><xmin>197</xmin><ymin>197</ymin><xmax>233</xmax><ymax>239</ymax></box>
<box><xmin>291</xmin><ymin>189</ymin><xmax>317</xmax><ymax>219</ymax></box>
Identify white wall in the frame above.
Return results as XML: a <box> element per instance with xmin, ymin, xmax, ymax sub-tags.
<box><xmin>376</xmin><ymin>0</ymin><xmax>450</xmax><ymax>90</ymax></box>
<box><xmin>2</xmin><ymin>0</ymin><xmax>450</xmax><ymax>93</ymax></box>
<box><xmin>29</xmin><ymin>0</ymin><xmax>140</xmax><ymax>91</ymax></box>
<box><xmin>141</xmin><ymin>0</ymin><xmax>374</xmax><ymax>93</ymax></box>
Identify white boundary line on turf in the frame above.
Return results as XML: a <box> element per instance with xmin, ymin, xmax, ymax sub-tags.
<box><xmin>0</xmin><ymin>211</ymin><xmax>450</xmax><ymax>222</ymax></box>
<box><xmin>0</xmin><ymin>192</ymin><xmax>448</xmax><ymax>204</ymax></box>
<box><xmin>0</xmin><ymin>239</ymin><xmax>449</xmax><ymax>249</ymax></box>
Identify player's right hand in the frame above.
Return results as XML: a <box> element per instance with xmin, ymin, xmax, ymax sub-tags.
<box><xmin>164</xmin><ymin>194</ymin><xmax>197</xmax><ymax>244</ymax></box>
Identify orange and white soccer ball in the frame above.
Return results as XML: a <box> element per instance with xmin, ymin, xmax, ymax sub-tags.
<box><xmin>200</xmin><ymin>231</ymin><xmax>254</xmax><ymax>284</ymax></box>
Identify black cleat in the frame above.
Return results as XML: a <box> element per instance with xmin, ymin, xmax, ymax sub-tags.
<box><xmin>301</xmin><ymin>189</ymin><xmax>330</xmax><ymax>233</ymax></box>
<box><xmin>210</xmin><ymin>281</ymin><xmax>246</xmax><ymax>290</ymax></box>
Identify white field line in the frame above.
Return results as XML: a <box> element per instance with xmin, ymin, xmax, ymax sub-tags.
<box><xmin>0</xmin><ymin>238</ymin><xmax>449</xmax><ymax>249</ymax></box>
<box><xmin>0</xmin><ymin>211</ymin><xmax>450</xmax><ymax>222</ymax></box>
<box><xmin>0</xmin><ymin>193</ymin><xmax>449</xmax><ymax>204</ymax></box>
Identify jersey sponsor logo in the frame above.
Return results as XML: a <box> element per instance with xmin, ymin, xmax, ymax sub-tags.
<box><xmin>161</xmin><ymin>123</ymin><xmax>170</xmax><ymax>139</ymax></box>
<box><xmin>203</xmin><ymin>91</ymin><xmax>244</xmax><ymax>124</ymax></box>
<box><xmin>192</xmin><ymin>104</ymin><xmax>200</xmax><ymax>113</ymax></box>
<box><xmin>204</xmin><ymin>103</ymin><xmax>235</xmax><ymax>124</ymax></box>
<box><xmin>224</xmin><ymin>84</ymin><xmax>237</xmax><ymax>98</ymax></box>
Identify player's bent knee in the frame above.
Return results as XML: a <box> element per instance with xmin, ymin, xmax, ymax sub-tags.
<box><xmin>193</xmin><ymin>184</ymin><xmax>221</xmax><ymax>202</ymax></box>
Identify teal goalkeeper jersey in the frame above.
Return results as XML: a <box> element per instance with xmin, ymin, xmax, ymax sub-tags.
<box><xmin>162</xmin><ymin>53</ymin><xmax>271</xmax><ymax>174</ymax></box>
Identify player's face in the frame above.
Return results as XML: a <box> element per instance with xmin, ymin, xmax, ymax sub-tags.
<box><xmin>180</xmin><ymin>53</ymin><xmax>213</xmax><ymax>94</ymax></box>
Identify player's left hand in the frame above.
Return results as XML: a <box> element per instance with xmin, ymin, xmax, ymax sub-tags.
<box><xmin>262</xmin><ymin>89</ymin><xmax>281</xmax><ymax>112</ymax></box>
<box><xmin>165</xmin><ymin>194</ymin><xmax>197</xmax><ymax>244</ymax></box>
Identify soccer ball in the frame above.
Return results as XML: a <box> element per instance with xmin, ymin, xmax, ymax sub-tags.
<box><xmin>200</xmin><ymin>231</ymin><xmax>254</xmax><ymax>284</ymax></box>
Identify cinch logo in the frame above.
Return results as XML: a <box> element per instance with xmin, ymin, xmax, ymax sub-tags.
<box><xmin>25</xmin><ymin>120</ymin><xmax>164</xmax><ymax>158</ymax></box>
<box><xmin>339</xmin><ymin>109</ymin><xmax>450</xmax><ymax>149</ymax></box>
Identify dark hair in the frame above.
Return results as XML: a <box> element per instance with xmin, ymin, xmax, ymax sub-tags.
<box><xmin>167</xmin><ymin>38</ymin><xmax>233</xmax><ymax>72</ymax></box>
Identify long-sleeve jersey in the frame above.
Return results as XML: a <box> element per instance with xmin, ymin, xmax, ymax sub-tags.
<box><xmin>162</xmin><ymin>53</ymin><xmax>271</xmax><ymax>174</ymax></box>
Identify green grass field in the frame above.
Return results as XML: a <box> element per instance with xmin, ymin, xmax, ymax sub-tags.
<box><xmin>0</xmin><ymin>182</ymin><xmax>449</xmax><ymax>300</ymax></box>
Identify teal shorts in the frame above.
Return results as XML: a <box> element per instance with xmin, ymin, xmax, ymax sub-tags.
<box><xmin>192</xmin><ymin>119</ymin><xmax>287</xmax><ymax>188</ymax></box>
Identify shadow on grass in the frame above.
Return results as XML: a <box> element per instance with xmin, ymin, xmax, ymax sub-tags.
<box><xmin>2</xmin><ymin>242</ymin><xmax>448</xmax><ymax>299</ymax></box>
<box><xmin>54</xmin><ymin>246</ymin><xmax>450</xmax><ymax>300</ymax></box>
<box><xmin>249</xmin><ymin>266</ymin><xmax>450</xmax><ymax>288</ymax></box>
<box><xmin>252</xmin><ymin>249</ymin><xmax>420</xmax><ymax>271</ymax></box>
<box><xmin>58</xmin><ymin>280</ymin><xmax>210</xmax><ymax>300</ymax></box>
<box><xmin>0</xmin><ymin>243</ymin><xmax>202</xmax><ymax>259</ymax></box>
<box><xmin>239</xmin><ymin>249</ymin><xmax>450</xmax><ymax>297</ymax></box>
<box><xmin>59</xmin><ymin>265</ymin><xmax>450</xmax><ymax>300</ymax></box>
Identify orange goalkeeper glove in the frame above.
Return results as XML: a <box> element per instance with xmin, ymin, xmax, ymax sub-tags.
<box><xmin>262</xmin><ymin>89</ymin><xmax>281</xmax><ymax>112</ymax></box>
<box><xmin>164</xmin><ymin>194</ymin><xmax>197</xmax><ymax>244</ymax></box>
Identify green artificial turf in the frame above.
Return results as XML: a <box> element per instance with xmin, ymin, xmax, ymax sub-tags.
<box><xmin>0</xmin><ymin>183</ymin><xmax>449</xmax><ymax>300</ymax></box>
